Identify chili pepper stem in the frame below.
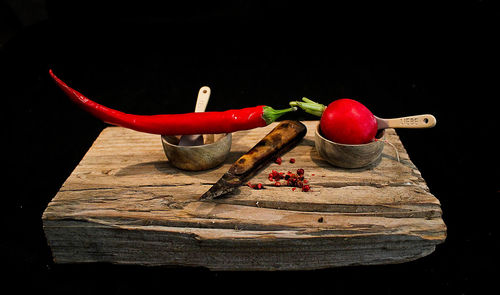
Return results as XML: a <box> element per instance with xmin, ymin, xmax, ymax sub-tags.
<box><xmin>289</xmin><ymin>97</ymin><xmax>326</xmax><ymax>117</ymax></box>
<box><xmin>262</xmin><ymin>106</ymin><xmax>297</xmax><ymax>125</ymax></box>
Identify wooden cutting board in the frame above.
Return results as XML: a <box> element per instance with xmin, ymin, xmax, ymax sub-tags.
<box><xmin>42</xmin><ymin>120</ymin><xmax>446</xmax><ymax>270</ymax></box>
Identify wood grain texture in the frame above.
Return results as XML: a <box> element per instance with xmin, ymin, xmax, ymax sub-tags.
<box><xmin>42</xmin><ymin>121</ymin><xmax>446</xmax><ymax>270</ymax></box>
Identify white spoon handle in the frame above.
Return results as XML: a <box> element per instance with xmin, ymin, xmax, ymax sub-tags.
<box><xmin>178</xmin><ymin>86</ymin><xmax>211</xmax><ymax>146</ymax></box>
<box><xmin>376</xmin><ymin>114</ymin><xmax>436</xmax><ymax>129</ymax></box>
<box><xmin>195</xmin><ymin>86</ymin><xmax>211</xmax><ymax>113</ymax></box>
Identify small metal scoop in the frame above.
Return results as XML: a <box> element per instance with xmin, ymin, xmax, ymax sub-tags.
<box><xmin>179</xmin><ymin>86</ymin><xmax>211</xmax><ymax>146</ymax></box>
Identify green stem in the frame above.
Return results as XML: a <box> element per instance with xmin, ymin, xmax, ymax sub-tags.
<box><xmin>262</xmin><ymin>106</ymin><xmax>297</xmax><ymax>125</ymax></box>
<box><xmin>301</xmin><ymin>97</ymin><xmax>317</xmax><ymax>104</ymax></box>
<box><xmin>289</xmin><ymin>97</ymin><xmax>326</xmax><ymax>117</ymax></box>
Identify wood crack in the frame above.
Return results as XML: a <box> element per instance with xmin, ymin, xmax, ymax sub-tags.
<box><xmin>212</xmin><ymin>200</ymin><xmax>442</xmax><ymax>218</ymax></box>
<box><xmin>314</xmin><ymin>181</ymin><xmax>417</xmax><ymax>188</ymax></box>
<box><xmin>60</xmin><ymin>183</ymin><xmax>197</xmax><ymax>192</ymax></box>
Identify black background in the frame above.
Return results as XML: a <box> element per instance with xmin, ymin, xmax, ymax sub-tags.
<box><xmin>1</xmin><ymin>0</ymin><xmax>498</xmax><ymax>294</ymax></box>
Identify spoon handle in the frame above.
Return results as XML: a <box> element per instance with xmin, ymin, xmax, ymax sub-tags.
<box><xmin>376</xmin><ymin>114</ymin><xmax>436</xmax><ymax>129</ymax></box>
<box><xmin>195</xmin><ymin>86</ymin><xmax>211</xmax><ymax>113</ymax></box>
<box><xmin>179</xmin><ymin>86</ymin><xmax>212</xmax><ymax>146</ymax></box>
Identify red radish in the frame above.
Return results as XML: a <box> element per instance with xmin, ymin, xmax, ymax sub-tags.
<box><xmin>290</xmin><ymin>97</ymin><xmax>377</xmax><ymax>144</ymax></box>
<box><xmin>320</xmin><ymin>99</ymin><xmax>377</xmax><ymax>144</ymax></box>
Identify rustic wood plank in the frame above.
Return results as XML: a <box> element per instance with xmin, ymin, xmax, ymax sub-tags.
<box><xmin>42</xmin><ymin>121</ymin><xmax>446</xmax><ymax>270</ymax></box>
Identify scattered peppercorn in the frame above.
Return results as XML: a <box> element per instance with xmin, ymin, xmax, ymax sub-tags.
<box><xmin>247</xmin><ymin>182</ymin><xmax>265</xmax><ymax>189</ymax></box>
<box><xmin>317</xmin><ymin>217</ymin><xmax>324</xmax><ymax>223</ymax></box>
<box><xmin>262</xmin><ymin>161</ymin><xmax>312</xmax><ymax>192</ymax></box>
<box><xmin>268</xmin><ymin>170</ymin><xmax>285</xmax><ymax>182</ymax></box>
<box><xmin>275</xmin><ymin>157</ymin><xmax>282</xmax><ymax>165</ymax></box>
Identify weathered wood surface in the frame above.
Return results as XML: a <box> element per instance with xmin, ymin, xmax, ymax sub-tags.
<box><xmin>42</xmin><ymin>121</ymin><xmax>446</xmax><ymax>270</ymax></box>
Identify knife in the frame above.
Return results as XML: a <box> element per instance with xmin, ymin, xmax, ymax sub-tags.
<box><xmin>200</xmin><ymin>120</ymin><xmax>307</xmax><ymax>200</ymax></box>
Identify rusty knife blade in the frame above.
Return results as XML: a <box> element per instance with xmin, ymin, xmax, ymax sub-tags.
<box><xmin>199</xmin><ymin>171</ymin><xmax>243</xmax><ymax>200</ymax></box>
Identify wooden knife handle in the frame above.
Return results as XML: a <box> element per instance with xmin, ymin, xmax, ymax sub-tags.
<box><xmin>229</xmin><ymin>120</ymin><xmax>307</xmax><ymax>176</ymax></box>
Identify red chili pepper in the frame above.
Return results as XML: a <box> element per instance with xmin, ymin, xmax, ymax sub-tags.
<box><xmin>49</xmin><ymin>70</ymin><xmax>296</xmax><ymax>135</ymax></box>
